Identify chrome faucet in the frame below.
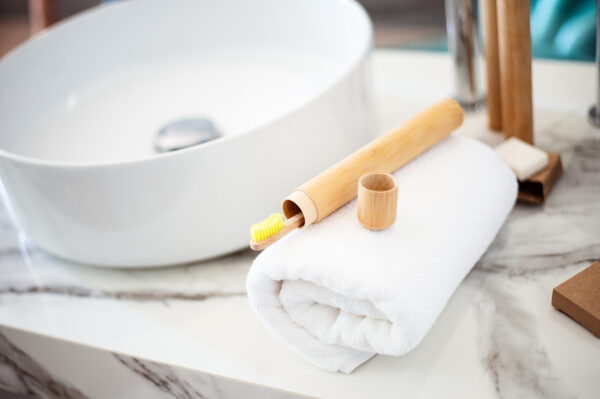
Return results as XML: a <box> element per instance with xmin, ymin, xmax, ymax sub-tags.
<box><xmin>587</xmin><ymin>3</ymin><xmax>600</xmax><ymax>128</ymax></box>
<box><xmin>445</xmin><ymin>0</ymin><xmax>485</xmax><ymax>111</ymax></box>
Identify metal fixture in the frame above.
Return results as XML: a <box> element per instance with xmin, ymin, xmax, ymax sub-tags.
<box><xmin>445</xmin><ymin>0</ymin><xmax>485</xmax><ymax>111</ymax></box>
<box><xmin>587</xmin><ymin>3</ymin><xmax>600</xmax><ymax>128</ymax></box>
<box><xmin>155</xmin><ymin>118</ymin><xmax>220</xmax><ymax>152</ymax></box>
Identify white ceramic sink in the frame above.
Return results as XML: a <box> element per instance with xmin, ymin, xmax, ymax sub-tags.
<box><xmin>0</xmin><ymin>0</ymin><xmax>373</xmax><ymax>267</ymax></box>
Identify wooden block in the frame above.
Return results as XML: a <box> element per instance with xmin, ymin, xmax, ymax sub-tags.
<box><xmin>552</xmin><ymin>262</ymin><xmax>600</xmax><ymax>338</ymax></box>
<box><xmin>517</xmin><ymin>152</ymin><xmax>562</xmax><ymax>205</ymax></box>
<box><xmin>497</xmin><ymin>0</ymin><xmax>534</xmax><ymax>144</ymax></box>
<box><xmin>29</xmin><ymin>0</ymin><xmax>56</xmax><ymax>35</ymax></box>
<box><xmin>481</xmin><ymin>0</ymin><xmax>503</xmax><ymax>132</ymax></box>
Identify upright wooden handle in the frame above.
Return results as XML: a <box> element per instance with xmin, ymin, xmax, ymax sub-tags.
<box><xmin>29</xmin><ymin>0</ymin><xmax>55</xmax><ymax>35</ymax></box>
<box><xmin>282</xmin><ymin>98</ymin><xmax>464</xmax><ymax>225</ymax></box>
<box><xmin>497</xmin><ymin>0</ymin><xmax>534</xmax><ymax>144</ymax></box>
<box><xmin>481</xmin><ymin>0</ymin><xmax>503</xmax><ymax>132</ymax></box>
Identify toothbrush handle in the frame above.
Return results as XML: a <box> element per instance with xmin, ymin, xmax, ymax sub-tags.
<box><xmin>249</xmin><ymin>213</ymin><xmax>304</xmax><ymax>251</ymax></box>
<box><xmin>282</xmin><ymin>98</ymin><xmax>464</xmax><ymax>226</ymax></box>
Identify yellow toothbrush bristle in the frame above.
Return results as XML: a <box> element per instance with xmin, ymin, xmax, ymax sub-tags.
<box><xmin>250</xmin><ymin>213</ymin><xmax>284</xmax><ymax>243</ymax></box>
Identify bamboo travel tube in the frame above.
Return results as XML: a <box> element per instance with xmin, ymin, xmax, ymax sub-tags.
<box><xmin>357</xmin><ymin>173</ymin><xmax>398</xmax><ymax>230</ymax></box>
<box><xmin>281</xmin><ymin>98</ymin><xmax>464</xmax><ymax>228</ymax></box>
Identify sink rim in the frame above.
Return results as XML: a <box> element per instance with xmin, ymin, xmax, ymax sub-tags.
<box><xmin>0</xmin><ymin>0</ymin><xmax>373</xmax><ymax>169</ymax></box>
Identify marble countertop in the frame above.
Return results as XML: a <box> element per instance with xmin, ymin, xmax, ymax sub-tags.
<box><xmin>0</xmin><ymin>50</ymin><xmax>599</xmax><ymax>399</ymax></box>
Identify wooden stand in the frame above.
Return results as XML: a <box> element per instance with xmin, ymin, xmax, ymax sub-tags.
<box><xmin>496</xmin><ymin>0</ymin><xmax>534</xmax><ymax>144</ymax></box>
<box><xmin>481</xmin><ymin>0</ymin><xmax>503</xmax><ymax>131</ymax></box>
<box><xmin>357</xmin><ymin>173</ymin><xmax>398</xmax><ymax>230</ymax></box>
<box><xmin>552</xmin><ymin>262</ymin><xmax>600</xmax><ymax>338</ymax></box>
<box><xmin>517</xmin><ymin>153</ymin><xmax>563</xmax><ymax>204</ymax></box>
<box><xmin>29</xmin><ymin>0</ymin><xmax>55</xmax><ymax>35</ymax></box>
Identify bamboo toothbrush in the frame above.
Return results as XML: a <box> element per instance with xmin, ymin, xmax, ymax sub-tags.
<box><xmin>250</xmin><ymin>213</ymin><xmax>304</xmax><ymax>250</ymax></box>
<box><xmin>249</xmin><ymin>98</ymin><xmax>464</xmax><ymax>251</ymax></box>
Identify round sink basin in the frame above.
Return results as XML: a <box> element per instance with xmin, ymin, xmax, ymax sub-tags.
<box><xmin>0</xmin><ymin>0</ymin><xmax>373</xmax><ymax>267</ymax></box>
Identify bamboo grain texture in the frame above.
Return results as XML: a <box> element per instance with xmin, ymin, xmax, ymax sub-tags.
<box><xmin>481</xmin><ymin>0</ymin><xmax>503</xmax><ymax>131</ymax></box>
<box><xmin>357</xmin><ymin>173</ymin><xmax>398</xmax><ymax>230</ymax></box>
<box><xmin>497</xmin><ymin>0</ymin><xmax>534</xmax><ymax>144</ymax></box>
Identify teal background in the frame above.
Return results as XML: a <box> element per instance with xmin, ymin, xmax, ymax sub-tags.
<box><xmin>398</xmin><ymin>0</ymin><xmax>597</xmax><ymax>62</ymax></box>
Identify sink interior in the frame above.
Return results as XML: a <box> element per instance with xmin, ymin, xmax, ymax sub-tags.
<box><xmin>0</xmin><ymin>0</ymin><xmax>370</xmax><ymax>164</ymax></box>
<box><xmin>10</xmin><ymin>47</ymin><xmax>341</xmax><ymax>163</ymax></box>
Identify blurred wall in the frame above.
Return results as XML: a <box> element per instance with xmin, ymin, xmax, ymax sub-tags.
<box><xmin>0</xmin><ymin>0</ymin><xmax>99</xmax><ymax>18</ymax></box>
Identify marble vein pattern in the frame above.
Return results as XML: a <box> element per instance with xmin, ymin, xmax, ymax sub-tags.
<box><xmin>0</xmin><ymin>284</ymin><xmax>245</xmax><ymax>303</ymax></box>
<box><xmin>463</xmin><ymin>111</ymin><xmax>600</xmax><ymax>398</ymax></box>
<box><xmin>0</xmin><ymin>331</ymin><xmax>89</xmax><ymax>399</ymax></box>
<box><xmin>113</xmin><ymin>354</ymin><xmax>235</xmax><ymax>399</ymax></box>
<box><xmin>114</xmin><ymin>354</ymin><xmax>210</xmax><ymax>399</ymax></box>
<box><xmin>0</xmin><ymin>229</ymin><xmax>252</xmax><ymax>305</ymax></box>
<box><xmin>473</xmin><ymin>275</ymin><xmax>575</xmax><ymax>399</ymax></box>
<box><xmin>0</xmin><ymin>328</ymin><xmax>310</xmax><ymax>399</ymax></box>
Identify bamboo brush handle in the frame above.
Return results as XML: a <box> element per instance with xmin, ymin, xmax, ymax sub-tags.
<box><xmin>497</xmin><ymin>0</ymin><xmax>534</xmax><ymax>144</ymax></box>
<box><xmin>481</xmin><ymin>0</ymin><xmax>503</xmax><ymax>132</ymax></box>
<box><xmin>282</xmin><ymin>98</ymin><xmax>464</xmax><ymax>226</ymax></box>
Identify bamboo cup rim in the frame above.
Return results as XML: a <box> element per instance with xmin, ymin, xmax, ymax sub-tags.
<box><xmin>358</xmin><ymin>173</ymin><xmax>398</xmax><ymax>193</ymax></box>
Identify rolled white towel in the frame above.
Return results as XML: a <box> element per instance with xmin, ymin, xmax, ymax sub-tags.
<box><xmin>246</xmin><ymin>135</ymin><xmax>517</xmax><ymax>373</ymax></box>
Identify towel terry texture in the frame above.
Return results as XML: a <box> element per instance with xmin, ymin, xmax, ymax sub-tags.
<box><xmin>246</xmin><ymin>135</ymin><xmax>517</xmax><ymax>373</ymax></box>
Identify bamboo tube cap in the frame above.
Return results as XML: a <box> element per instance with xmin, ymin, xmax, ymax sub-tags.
<box><xmin>357</xmin><ymin>173</ymin><xmax>398</xmax><ymax>230</ymax></box>
<box><xmin>282</xmin><ymin>190</ymin><xmax>318</xmax><ymax>227</ymax></box>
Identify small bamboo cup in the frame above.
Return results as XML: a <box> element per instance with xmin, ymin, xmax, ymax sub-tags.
<box><xmin>357</xmin><ymin>173</ymin><xmax>398</xmax><ymax>230</ymax></box>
